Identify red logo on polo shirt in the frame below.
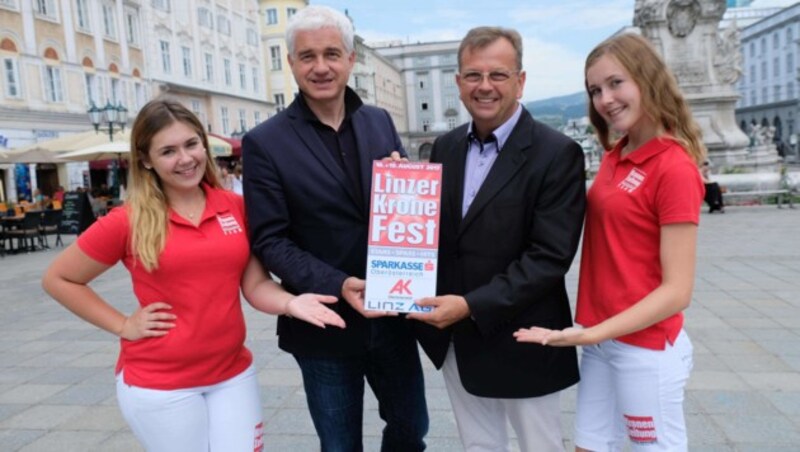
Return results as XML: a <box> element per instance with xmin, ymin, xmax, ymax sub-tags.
<box><xmin>618</xmin><ymin>168</ymin><xmax>646</xmax><ymax>193</ymax></box>
<box><xmin>217</xmin><ymin>214</ymin><xmax>243</xmax><ymax>235</ymax></box>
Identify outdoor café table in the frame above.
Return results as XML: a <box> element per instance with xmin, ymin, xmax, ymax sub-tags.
<box><xmin>1</xmin><ymin>211</ymin><xmax>44</xmax><ymax>253</ymax></box>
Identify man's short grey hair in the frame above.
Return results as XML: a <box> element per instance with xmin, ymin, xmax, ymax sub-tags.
<box><xmin>285</xmin><ymin>5</ymin><xmax>354</xmax><ymax>56</ymax></box>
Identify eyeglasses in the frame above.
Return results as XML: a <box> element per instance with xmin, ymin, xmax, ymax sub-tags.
<box><xmin>459</xmin><ymin>70</ymin><xmax>519</xmax><ymax>84</ymax></box>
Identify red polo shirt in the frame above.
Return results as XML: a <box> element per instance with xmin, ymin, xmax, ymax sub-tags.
<box><xmin>575</xmin><ymin>137</ymin><xmax>704</xmax><ymax>350</ymax></box>
<box><xmin>78</xmin><ymin>185</ymin><xmax>252</xmax><ymax>389</ymax></box>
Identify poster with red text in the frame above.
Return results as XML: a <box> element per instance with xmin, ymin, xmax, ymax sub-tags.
<box><xmin>365</xmin><ymin>161</ymin><xmax>442</xmax><ymax>313</ymax></box>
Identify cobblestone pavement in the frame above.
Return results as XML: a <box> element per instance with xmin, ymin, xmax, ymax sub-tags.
<box><xmin>1</xmin><ymin>205</ymin><xmax>798</xmax><ymax>451</ymax></box>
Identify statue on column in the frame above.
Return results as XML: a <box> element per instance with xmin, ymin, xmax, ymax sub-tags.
<box><xmin>633</xmin><ymin>0</ymin><xmax>780</xmax><ymax>172</ymax></box>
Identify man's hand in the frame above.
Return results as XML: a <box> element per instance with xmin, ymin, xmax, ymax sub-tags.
<box><xmin>406</xmin><ymin>295</ymin><xmax>470</xmax><ymax>329</ymax></box>
<box><xmin>341</xmin><ymin>277</ymin><xmax>396</xmax><ymax>318</ymax></box>
<box><xmin>380</xmin><ymin>151</ymin><xmax>408</xmax><ymax>163</ymax></box>
<box><xmin>119</xmin><ymin>302</ymin><xmax>176</xmax><ymax>340</ymax></box>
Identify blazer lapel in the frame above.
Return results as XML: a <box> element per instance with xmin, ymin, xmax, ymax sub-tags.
<box><xmin>352</xmin><ymin>116</ymin><xmax>375</xmax><ymax>215</ymax></box>
<box><xmin>458</xmin><ymin>115</ymin><xmax>532</xmax><ymax>235</ymax></box>
<box><xmin>287</xmin><ymin>105</ymin><xmax>362</xmax><ymax>209</ymax></box>
<box><xmin>445</xmin><ymin>134</ymin><xmax>468</xmax><ymax>231</ymax></box>
<box><xmin>459</xmin><ymin>147</ymin><xmax>526</xmax><ymax>235</ymax></box>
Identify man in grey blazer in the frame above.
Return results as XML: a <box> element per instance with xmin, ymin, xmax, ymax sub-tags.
<box><xmin>410</xmin><ymin>27</ymin><xmax>586</xmax><ymax>452</ymax></box>
<box><xmin>242</xmin><ymin>6</ymin><xmax>427</xmax><ymax>451</ymax></box>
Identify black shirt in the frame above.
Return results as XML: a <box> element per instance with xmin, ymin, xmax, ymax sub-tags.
<box><xmin>296</xmin><ymin>88</ymin><xmax>364</xmax><ymax>205</ymax></box>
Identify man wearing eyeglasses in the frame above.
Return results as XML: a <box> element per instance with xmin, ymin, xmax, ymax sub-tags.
<box><xmin>409</xmin><ymin>26</ymin><xmax>586</xmax><ymax>451</ymax></box>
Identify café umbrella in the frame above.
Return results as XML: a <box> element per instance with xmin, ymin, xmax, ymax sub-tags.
<box><xmin>0</xmin><ymin>147</ymin><xmax>65</xmax><ymax>164</ymax></box>
<box><xmin>60</xmin><ymin>141</ymin><xmax>130</xmax><ymax>192</ymax></box>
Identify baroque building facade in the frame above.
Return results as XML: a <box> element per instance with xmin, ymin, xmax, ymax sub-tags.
<box><xmin>373</xmin><ymin>40</ymin><xmax>469</xmax><ymax>161</ymax></box>
<box><xmin>0</xmin><ymin>0</ymin><xmax>273</xmax><ymax>200</ymax></box>
<box><xmin>735</xmin><ymin>3</ymin><xmax>800</xmax><ymax>161</ymax></box>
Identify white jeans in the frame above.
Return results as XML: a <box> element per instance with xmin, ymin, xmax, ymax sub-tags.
<box><xmin>574</xmin><ymin>330</ymin><xmax>694</xmax><ymax>452</ymax></box>
<box><xmin>442</xmin><ymin>345</ymin><xmax>565</xmax><ymax>452</ymax></box>
<box><xmin>116</xmin><ymin>364</ymin><xmax>264</xmax><ymax>452</ymax></box>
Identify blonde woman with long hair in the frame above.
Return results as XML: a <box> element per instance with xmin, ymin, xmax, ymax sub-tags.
<box><xmin>43</xmin><ymin>99</ymin><xmax>344</xmax><ymax>452</ymax></box>
<box><xmin>515</xmin><ymin>33</ymin><xmax>705</xmax><ymax>451</ymax></box>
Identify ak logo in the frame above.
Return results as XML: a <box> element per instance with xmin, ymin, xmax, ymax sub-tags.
<box><xmin>388</xmin><ymin>279</ymin><xmax>412</xmax><ymax>295</ymax></box>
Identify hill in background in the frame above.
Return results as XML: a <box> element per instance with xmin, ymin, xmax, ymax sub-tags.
<box><xmin>525</xmin><ymin>91</ymin><xmax>587</xmax><ymax>128</ymax></box>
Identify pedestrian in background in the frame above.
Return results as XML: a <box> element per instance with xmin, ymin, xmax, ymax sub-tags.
<box><xmin>515</xmin><ymin>33</ymin><xmax>705</xmax><ymax>451</ymax></box>
<box><xmin>42</xmin><ymin>99</ymin><xmax>344</xmax><ymax>452</ymax></box>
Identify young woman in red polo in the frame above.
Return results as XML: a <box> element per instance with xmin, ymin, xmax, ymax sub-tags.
<box><xmin>515</xmin><ymin>33</ymin><xmax>705</xmax><ymax>451</ymax></box>
<box><xmin>43</xmin><ymin>100</ymin><xmax>344</xmax><ymax>452</ymax></box>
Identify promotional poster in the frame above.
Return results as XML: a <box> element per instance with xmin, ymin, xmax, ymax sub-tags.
<box><xmin>365</xmin><ymin>161</ymin><xmax>442</xmax><ymax>313</ymax></box>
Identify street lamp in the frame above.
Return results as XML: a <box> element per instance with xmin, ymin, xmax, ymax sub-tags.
<box><xmin>88</xmin><ymin>100</ymin><xmax>128</xmax><ymax>142</ymax></box>
<box><xmin>230</xmin><ymin>127</ymin><xmax>247</xmax><ymax>140</ymax></box>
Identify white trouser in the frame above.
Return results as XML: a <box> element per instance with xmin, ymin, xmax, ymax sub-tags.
<box><xmin>116</xmin><ymin>364</ymin><xmax>264</xmax><ymax>452</ymax></box>
<box><xmin>442</xmin><ymin>344</ymin><xmax>565</xmax><ymax>452</ymax></box>
<box><xmin>574</xmin><ymin>330</ymin><xmax>693</xmax><ymax>452</ymax></box>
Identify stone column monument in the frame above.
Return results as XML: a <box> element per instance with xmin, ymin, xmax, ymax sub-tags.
<box><xmin>633</xmin><ymin>0</ymin><xmax>781</xmax><ymax>172</ymax></box>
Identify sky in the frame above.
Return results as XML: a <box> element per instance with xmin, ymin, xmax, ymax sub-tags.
<box><xmin>311</xmin><ymin>0</ymin><xmax>797</xmax><ymax>102</ymax></box>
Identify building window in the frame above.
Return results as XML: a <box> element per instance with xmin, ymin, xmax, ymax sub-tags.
<box><xmin>445</xmin><ymin>96</ymin><xmax>457</xmax><ymax>109</ymax></box>
<box><xmin>238</xmin><ymin>109</ymin><xmax>247</xmax><ymax>131</ymax></box>
<box><xmin>749</xmin><ymin>65</ymin><xmax>755</xmax><ymax>84</ymax></box>
<box><xmin>421</xmin><ymin>101</ymin><xmax>428</xmax><ymax>111</ymax></box>
<box><xmin>760</xmin><ymin>38</ymin><xmax>766</xmax><ymax>55</ymax></box>
<box><xmin>774</xmin><ymin>85</ymin><xmax>781</xmax><ymax>102</ymax></box>
<box><xmin>270</xmin><ymin>46</ymin><xmax>281</xmax><ymax>70</ymax></box>
<box><xmin>239</xmin><ymin>63</ymin><xmax>246</xmax><ymax>89</ymax></box>
<box><xmin>750</xmin><ymin>90</ymin><xmax>756</xmax><ymax>105</ymax></box>
<box><xmin>35</xmin><ymin>0</ymin><xmax>57</xmax><ymax>19</ymax></box>
<box><xmin>182</xmin><ymin>46</ymin><xmax>192</xmax><ymax>77</ymax></box>
<box><xmin>247</xmin><ymin>28</ymin><xmax>258</xmax><ymax>46</ymax></box>
<box><xmin>125</xmin><ymin>9</ymin><xmax>140</xmax><ymax>45</ymax></box>
<box><xmin>749</xmin><ymin>42</ymin><xmax>755</xmax><ymax>58</ymax></box>
<box><xmin>0</xmin><ymin>0</ymin><xmax>19</xmax><ymax>9</ymax></box>
<box><xmin>447</xmin><ymin>117</ymin><xmax>457</xmax><ymax>130</ymax></box>
<box><xmin>134</xmin><ymin>81</ymin><xmax>144</xmax><ymax>110</ymax></box>
<box><xmin>254</xmin><ymin>111</ymin><xmax>261</xmax><ymax>125</ymax></box>
<box><xmin>788</xmin><ymin>53</ymin><xmax>794</xmax><ymax>75</ymax></box>
<box><xmin>422</xmin><ymin>118</ymin><xmax>431</xmax><ymax>132</ymax></box>
<box><xmin>443</xmin><ymin>72</ymin><xmax>456</xmax><ymax>87</ymax></box>
<box><xmin>419</xmin><ymin>80</ymin><xmax>425</xmax><ymax>89</ymax></box>
<box><xmin>287</xmin><ymin>7</ymin><xmax>297</xmax><ymax>19</ymax></box>
<box><xmin>110</xmin><ymin>77</ymin><xmax>120</xmax><ymax>104</ymax></box>
<box><xmin>221</xmin><ymin>107</ymin><xmax>230</xmax><ymax>135</ymax></box>
<box><xmin>204</xmin><ymin>53</ymin><xmax>213</xmax><ymax>82</ymax></box>
<box><xmin>274</xmin><ymin>93</ymin><xmax>285</xmax><ymax>111</ymax></box>
<box><xmin>102</xmin><ymin>2</ymin><xmax>116</xmax><ymax>39</ymax></box>
<box><xmin>761</xmin><ymin>87</ymin><xmax>768</xmax><ymax>103</ymax></box>
<box><xmin>788</xmin><ymin>81</ymin><xmax>795</xmax><ymax>100</ymax></box>
<box><xmin>252</xmin><ymin>66</ymin><xmax>259</xmax><ymax>92</ymax></box>
<box><xmin>160</xmin><ymin>40</ymin><xmax>171</xmax><ymax>74</ymax></box>
<box><xmin>198</xmin><ymin>7</ymin><xmax>212</xmax><ymax>29</ymax></box>
<box><xmin>43</xmin><ymin>65</ymin><xmax>63</xmax><ymax>102</ymax></box>
<box><xmin>217</xmin><ymin>15</ymin><xmax>231</xmax><ymax>36</ymax></box>
<box><xmin>761</xmin><ymin>61</ymin><xmax>767</xmax><ymax>80</ymax></box>
<box><xmin>774</xmin><ymin>57</ymin><xmax>780</xmax><ymax>76</ymax></box>
<box><xmin>84</xmin><ymin>73</ymin><xmax>96</xmax><ymax>105</ymax></box>
<box><xmin>152</xmin><ymin>0</ymin><xmax>169</xmax><ymax>12</ymax></box>
<box><xmin>788</xmin><ymin>28</ymin><xmax>794</xmax><ymax>47</ymax></box>
<box><xmin>265</xmin><ymin>8</ymin><xmax>277</xmax><ymax>25</ymax></box>
<box><xmin>223</xmin><ymin>58</ymin><xmax>232</xmax><ymax>85</ymax></box>
<box><xmin>191</xmin><ymin>100</ymin><xmax>201</xmax><ymax>115</ymax></box>
<box><xmin>75</xmin><ymin>0</ymin><xmax>90</xmax><ymax>31</ymax></box>
<box><xmin>773</xmin><ymin>33</ymin><xmax>779</xmax><ymax>49</ymax></box>
<box><xmin>3</xmin><ymin>57</ymin><xmax>20</xmax><ymax>98</ymax></box>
